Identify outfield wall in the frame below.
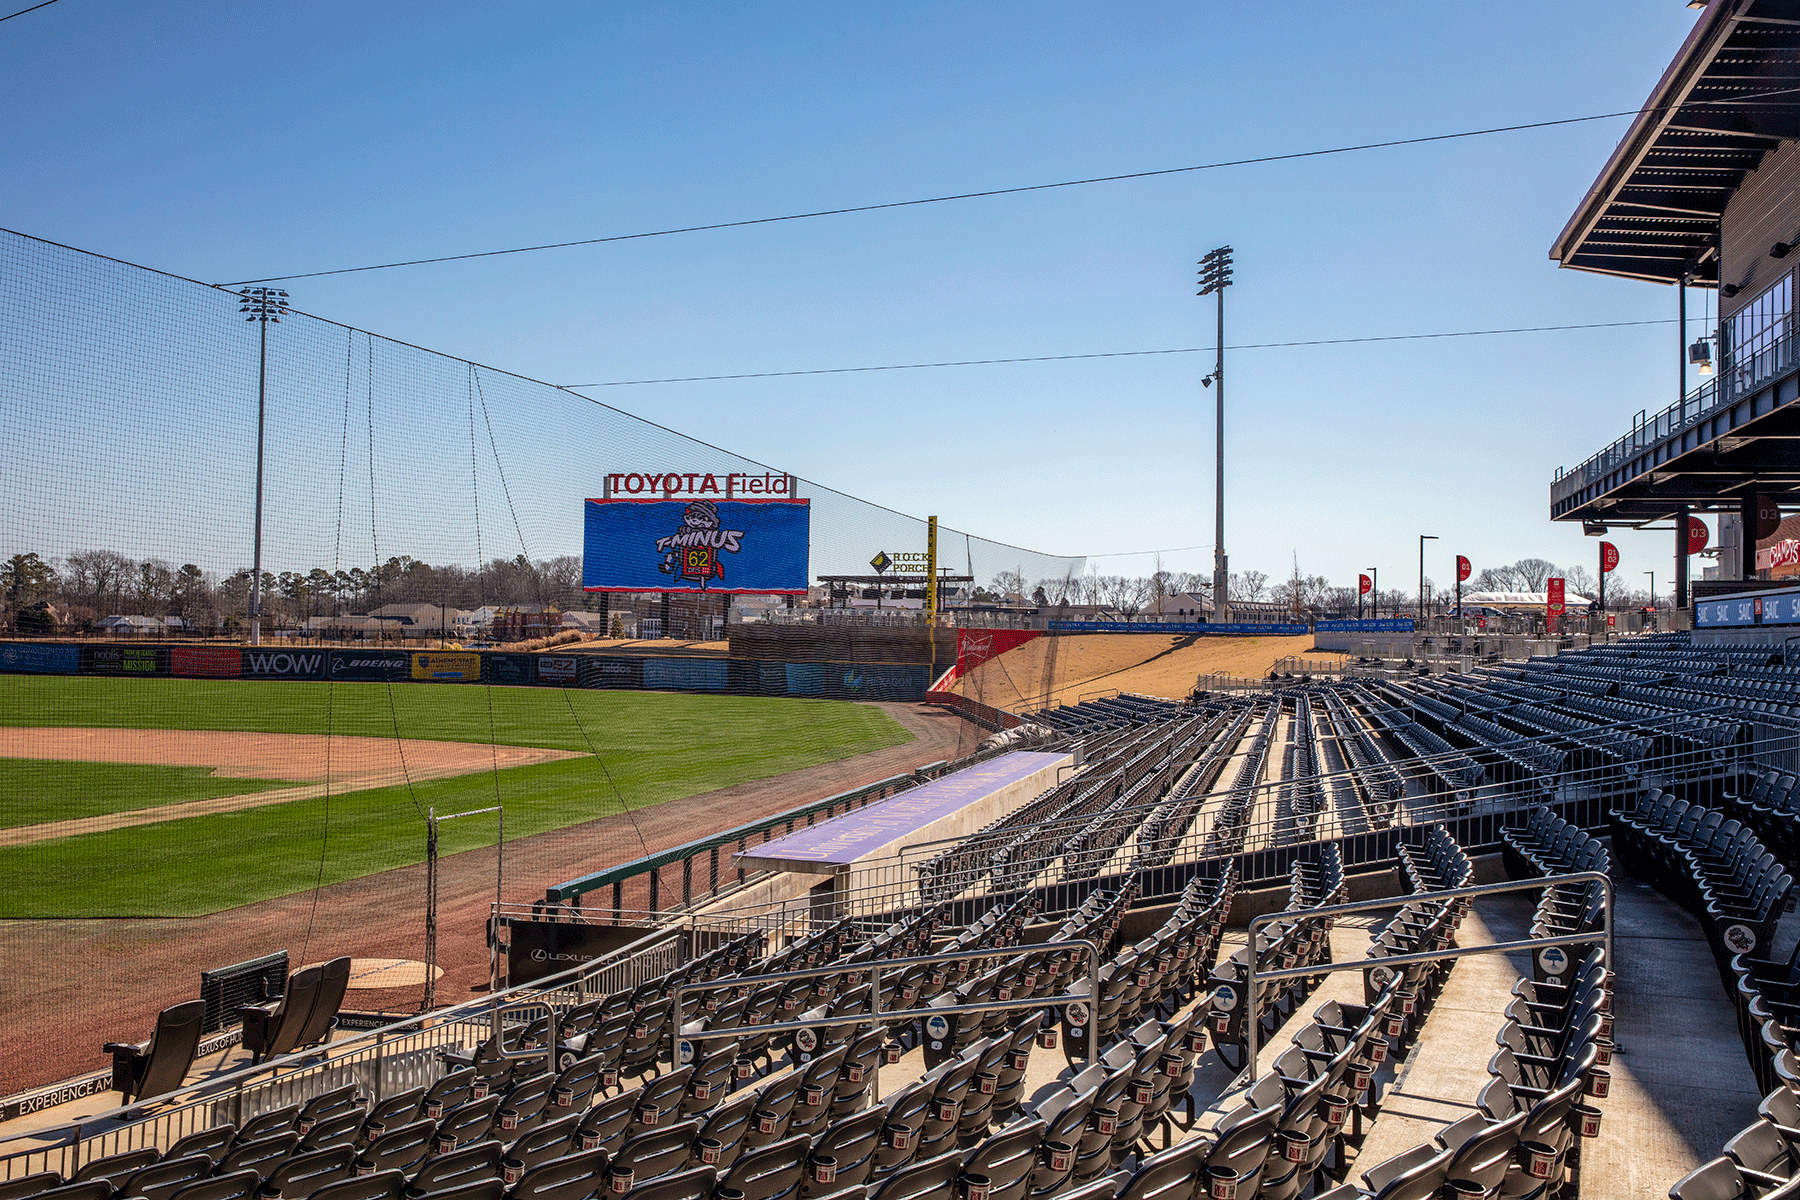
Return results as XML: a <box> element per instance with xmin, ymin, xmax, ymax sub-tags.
<box><xmin>0</xmin><ymin>642</ymin><xmax>935</xmax><ymax>701</ymax></box>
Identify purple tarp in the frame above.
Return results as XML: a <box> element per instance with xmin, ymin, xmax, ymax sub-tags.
<box><xmin>743</xmin><ymin>750</ymin><xmax>1067</xmax><ymax>868</ymax></box>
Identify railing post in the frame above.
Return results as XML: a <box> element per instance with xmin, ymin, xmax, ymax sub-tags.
<box><xmin>649</xmin><ymin>866</ymin><xmax>660</xmax><ymax>914</ymax></box>
<box><xmin>613</xmin><ymin>881</ymin><xmax>622</xmax><ymax>923</ymax></box>
<box><xmin>682</xmin><ymin>857</ymin><xmax>692</xmax><ymax>906</ymax></box>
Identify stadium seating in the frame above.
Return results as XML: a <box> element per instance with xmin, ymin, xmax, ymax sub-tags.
<box><xmin>102</xmin><ymin>1000</ymin><xmax>208</xmax><ymax>1104</ymax></box>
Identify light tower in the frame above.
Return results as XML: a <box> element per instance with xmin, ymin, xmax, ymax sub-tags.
<box><xmin>238</xmin><ymin>286</ymin><xmax>289</xmax><ymax>647</ymax></box>
<box><xmin>1198</xmin><ymin>246</ymin><xmax>1234</xmax><ymax>622</ymax></box>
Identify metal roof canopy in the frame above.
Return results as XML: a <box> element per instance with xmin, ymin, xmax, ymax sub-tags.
<box><xmin>1550</xmin><ymin>0</ymin><xmax>1800</xmax><ymax>286</ymax></box>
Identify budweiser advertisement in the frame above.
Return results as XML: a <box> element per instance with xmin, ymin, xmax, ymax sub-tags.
<box><xmin>1546</xmin><ymin>577</ymin><xmax>1566</xmax><ymax>621</ymax></box>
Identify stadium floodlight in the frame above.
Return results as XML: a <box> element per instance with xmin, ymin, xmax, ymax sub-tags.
<box><xmin>238</xmin><ymin>287</ymin><xmax>291</xmax><ymax>648</ymax></box>
<box><xmin>1690</xmin><ymin>337</ymin><xmax>1713</xmax><ymax>375</ymax></box>
<box><xmin>1197</xmin><ymin>245</ymin><xmax>1234</xmax><ymax>622</ymax></box>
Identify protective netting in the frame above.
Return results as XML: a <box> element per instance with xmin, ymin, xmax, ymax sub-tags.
<box><xmin>0</xmin><ymin>226</ymin><xmax>1081</xmax><ymax>1099</ymax></box>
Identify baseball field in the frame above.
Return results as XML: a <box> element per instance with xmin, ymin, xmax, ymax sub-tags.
<box><xmin>0</xmin><ymin>674</ymin><xmax>915</xmax><ymax>919</ymax></box>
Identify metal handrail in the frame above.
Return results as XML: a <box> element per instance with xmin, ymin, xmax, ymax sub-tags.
<box><xmin>667</xmin><ymin>938</ymin><xmax>1104</xmax><ymax>1087</ymax></box>
<box><xmin>0</xmin><ymin>921</ymin><xmax>686</xmax><ymax>1165</ymax></box>
<box><xmin>1241</xmin><ymin>871</ymin><xmax>1613</xmax><ymax>1080</ymax></box>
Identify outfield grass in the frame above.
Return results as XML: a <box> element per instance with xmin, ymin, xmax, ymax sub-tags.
<box><xmin>0</xmin><ymin>676</ymin><xmax>914</xmax><ymax>918</ymax></box>
<box><xmin>0</xmin><ymin>759</ymin><xmax>291</xmax><ymax>828</ymax></box>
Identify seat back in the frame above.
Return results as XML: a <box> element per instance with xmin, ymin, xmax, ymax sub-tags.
<box><xmin>510</xmin><ymin>1148</ymin><xmax>612</xmax><ymax>1200</ymax></box>
<box><xmin>307</xmin><ymin>1169</ymin><xmax>407</xmax><ymax>1200</ymax></box>
<box><xmin>259</xmin><ymin>967</ymin><xmax>325</xmax><ymax>1061</ymax></box>
<box><xmin>136</xmin><ymin>1000</ymin><xmax>210</xmax><ymax>1100</ymax></box>
<box><xmin>717</xmin><ymin>1133</ymin><xmax>810</xmax><ymax>1200</ymax></box>
<box><xmin>217</xmin><ymin>1132</ymin><xmax>300</xmax><ymax>1179</ymax></box>
<box><xmin>296</xmin><ymin>957</ymin><xmax>353</xmax><ymax>1051</ymax></box>
<box><xmin>621</xmin><ymin>1165</ymin><xmax>717</xmax><ymax>1200</ymax></box>
<box><xmin>166</xmin><ymin>1170</ymin><xmax>263</xmax><ymax>1200</ymax></box>
<box><xmin>164</xmin><ymin>1124</ymin><xmax>236</xmax><ymax>1166</ymax></box>
<box><xmin>268</xmin><ymin>1146</ymin><xmax>357</xmax><ymax>1198</ymax></box>
<box><xmin>806</xmin><ymin>1109</ymin><xmax>887</xmax><ymax>1193</ymax></box>
<box><xmin>410</xmin><ymin>1141</ymin><xmax>504</xmax><ymax>1197</ymax></box>
<box><xmin>0</xmin><ymin>1173</ymin><xmax>63</xmax><ymax>1200</ymax></box>
<box><xmin>362</xmin><ymin>1119</ymin><xmax>434</xmax><ymax>1179</ymax></box>
<box><xmin>611</xmin><ymin>1119</ymin><xmax>701</xmax><ymax>1185</ymax></box>
<box><xmin>511</xmin><ymin>1112</ymin><xmax>584</xmax><ymax>1172</ymax></box>
<box><xmin>962</xmin><ymin>1119</ymin><xmax>1043</xmax><ymax>1200</ymax></box>
<box><xmin>118</xmin><ymin>1154</ymin><xmax>212</xmax><ymax>1200</ymax></box>
<box><xmin>870</xmin><ymin>1151</ymin><xmax>962</xmax><ymax>1200</ymax></box>
<box><xmin>74</xmin><ymin>1149</ymin><xmax>161</xmax><ymax>1184</ymax></box>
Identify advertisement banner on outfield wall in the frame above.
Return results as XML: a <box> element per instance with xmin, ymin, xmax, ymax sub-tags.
<box><xmin>0</xmin><ymin>643</ymin><xmax>80</xmax><ymax>674</ymax></box>
<box><xmin>411</xmin><ymin>652</ymin><xmax>481</xmax><ymax>682</ymax></box>
<box><xmin>241</xmin><ymin>648</ymin><xmax>326</xmax><ymax>678</ymax></box>
<box><xmin>578</xmin><ymin>657</ymin><xmax>643</xmax><ymax>689</ymax></box>
<box><xmin>582</xmin><ymin>497</ymin><xmax>811</xmax><ymax>594</ymax></box>
<box><xmin>82</xmin><ymin>645</ymin><xmax>169</xmax><ymax>676</ymax></box>
<box><xmin>172</xmin><ymin>646</ymin><xmax>242</xmax><ymax>678</ymax></box>
<box><xmin>328</xmin><ymin>650</ymin><xmax>412</xmax><ymax>682</ymax></box>
<box><xmin>537</xmin><ymin>655</ymin><xmax>579</xmax><ymax>685</ymax></box>
<box><xmin>483</xmin><ymin>653</ymin><xmax>537</xmax><ymax>686</ymax></box>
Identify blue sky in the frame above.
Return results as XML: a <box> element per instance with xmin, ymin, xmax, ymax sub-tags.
<box><xmin>0</xmin><ymin>2</ymin><xmax>1715</xmax><ymax>597</ymax></box>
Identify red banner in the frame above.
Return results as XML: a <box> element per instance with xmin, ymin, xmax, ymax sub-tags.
<box><xmin>172</xmin><ymin>646</ymin><xmax>241</xmax><ymax>678</ymax></box>
<box><xmin>1358</xmin><ymin>574</ymin><xmax>1372</xmax><ymax>595</ymax></box>
<box><xmin>954</xmin><ymin>628</ymin><xmax>1040</xmax><ymax>675</ymax></box>
<box><xmin>1688</xmin><ymin>516</ymin><xmax>1710</xmax><ymax>555</ymax></box>
<box><xmin>1456</xmin><ymin>555</ymin><xmax>1471</xmax><ymax>583</ymax></box>
<box><xmin>1546</xmin><ymin>577</ymin><xmax>1565</xmax><ymax>621</ymax></box>
<box><xmin>1599</xmin><ymin>543</ymin><xmax>1619</xmax><ymax>574</ymax></box>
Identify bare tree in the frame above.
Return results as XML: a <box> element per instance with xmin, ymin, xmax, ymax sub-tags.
<box><xmin>991</xmin><ymin>568</ymin><xmax>1025</xmax><ymax>600</ymax></box>
<box><xmin>1103</xmin><ymin>575</ymin><xmax>1149</xmax><ymax>617</ymax></box>
<box><xmin>1229</xmin><ymin>570</ymin><xmax>1269</xmax><ymax>603</ymax></box>
<box><xmin>1514</xmin><ymin>558</ymin><xmax>1556</xmax><ymax>591</ymax></box>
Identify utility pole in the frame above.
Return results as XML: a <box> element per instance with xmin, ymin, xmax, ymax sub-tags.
<box><xmin>1198</xmin><ymin>246</ymin><xmax>1234</xmax><ymax>623</ymax></box>
<box><xmin>238</xmin><ymin>287</ymin><xmax>289</xmax><ymax>647</ymax></box>
<box><xmin>1418</xmin><ymin>535</ymin><xmax>1437</xmax><ymax>624</ymax></box>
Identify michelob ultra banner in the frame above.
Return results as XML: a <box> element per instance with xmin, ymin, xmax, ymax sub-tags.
<box><xmin>583</xmin><ymin>497</ymin><xmax>811</xmax><ymax>594</ymax></box>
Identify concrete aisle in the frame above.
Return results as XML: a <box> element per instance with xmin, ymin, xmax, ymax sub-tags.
<box><xmin>1585</xmin><ymin>879</ymin><xmax>1766</xmax><ymax>1200</ymax></box>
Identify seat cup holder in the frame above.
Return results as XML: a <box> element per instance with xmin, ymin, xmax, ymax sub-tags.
<box><xmin>1043</xmin><ymin>1141</ymin><xmax>1073</xmax><ymax>1173</ymax></box>
<box><xmin>1584</xmin><ymin>1068</ymin><xmax>1611</xmax><ymax>1098</ymax></box>
<box><xmin>503</xmin><ymin>1159</ymin><xmax>525</xmax><ymax>1186</ymax></box>
<box><xmin>1572</xmin><ymin>1103</ymin><xmax>1603</xmax><ymax>1139</ymax></box>
<box><xmin>1205</xmin><ymin>1166</ymin><xmax>1242</xmax><ymax>1199</ymax></box>
<box><xmin>699</xmin><ymin>1138</ymin><xmax>724</xmax><ymax>1165</ymax></box>
<box><xmin>1278</xmin><ymin>1129</ymin><xmax>1308</xmax><ymax>1163</ymax></box>
<box><xmin>433</xmin><ymin>1134</ymin><xmax>457</xmax><ymax>1156</ymax></box>
<box><xmin>1320</xmin><ymin>1093</ymin><xmax>1349</xmax><ymax>1127</ymax></box>
<box><xmin>812</xmin><ymin>1155</ymin><xmax>839</xmax><ymax>1185</ymax></box>
<box><xmin>885</xmin><ymin>1123</ymin><xmax>911</xmax><ymax>1151</ymax></box>
<box><xmin>1521</xmin><ymin>1140</ymin><xmax>1559</xmax><ymax>1180</ymax></box>
<box><xmin>353</xmin><ymin>1159</ymin><xmax>376</xmax><ymax>1177</ymax></box>
<box><xmin>961</xmin><ymin>1171</ymin><xmax>991</xmax><ymax>1200</ymax></box>
<box><xmin>976</xmin><ymin>1073</ymin><xmax>998</xmax><ymax>1097</ymax></box>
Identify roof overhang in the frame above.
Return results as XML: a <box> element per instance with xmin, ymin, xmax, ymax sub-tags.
<box><xmin>1550</xmin><ymin>0</ymin><xmax>1800</xmax><ymax>286</ymax></box>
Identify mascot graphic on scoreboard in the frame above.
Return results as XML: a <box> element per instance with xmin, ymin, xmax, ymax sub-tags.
<box><xmin>655</xmin><ymin>499</ymin><xmax>747</xmax><ymax>590</ymax></box>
